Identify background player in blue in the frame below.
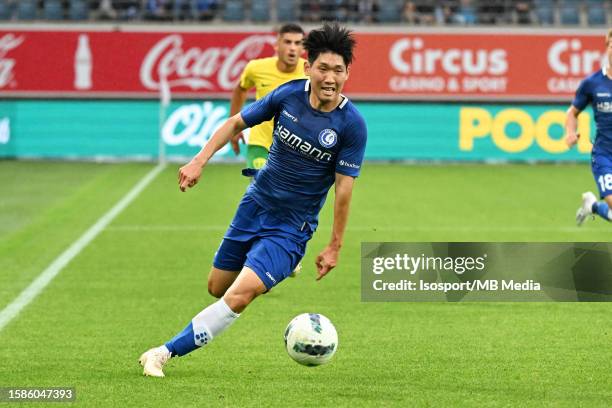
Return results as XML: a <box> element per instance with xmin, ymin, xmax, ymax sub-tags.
<box><xmin>139</xmin><ymin>23</ymin><xmax>367</xmax><ymax>377</ymax></box>
<box><xmin>567</xmin><ymin>29</ymin><xmax>612</xmax><ymax>226</ymax></box>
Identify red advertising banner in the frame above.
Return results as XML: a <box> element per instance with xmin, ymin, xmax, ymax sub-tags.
<box><xmin>347</xmin><ymin>32</ymin><xmax>607</xmax><ymax>101</ymax></box>
<box><xmin>0</xmin><ymin>28</ymin><xmax>607</xmax><ymax>101</ymax></box>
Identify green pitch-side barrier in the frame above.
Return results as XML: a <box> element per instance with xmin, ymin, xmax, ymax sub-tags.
<box><xmin>0</xmin><ymin>100</ymin><xmax>595</xmax><ymax>161</ymax></box>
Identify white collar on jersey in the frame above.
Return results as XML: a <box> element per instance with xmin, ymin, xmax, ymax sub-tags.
<box><xmin>603</xmin><ymin>66</ymin><xmax>607</xmax><ymax>76</ymax></box>
<box><xmin>304</xmin><ymin>79</ymin><xmax>349</xmax><ymax>109</ymax></box>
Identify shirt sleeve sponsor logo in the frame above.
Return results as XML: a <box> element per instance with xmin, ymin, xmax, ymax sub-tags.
<box><xmin>339</xmin><ymin>159</ymin><xmax>360</xmax><ymax>169</ymax></box>
<box><xmin>318</xmin><ymin>129</ymin><xmax>338</xmax><ymax>148</ymax></box>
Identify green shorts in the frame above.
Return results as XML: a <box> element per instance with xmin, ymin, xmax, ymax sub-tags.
<box><xmin>246</xmin><ymin>145</ymin><xmax>269</xmax><ymax>169</ymax></box>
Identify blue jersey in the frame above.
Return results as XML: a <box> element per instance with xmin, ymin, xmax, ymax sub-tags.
<box><xmin>240</xmin><ymin>79</ymin><xmax>367</xmax><ymax>230</ymax></box>
<box><xmin>573</xmin><ymin>68</ymin><xmax>612</xmax><ymax>156</ymax></box>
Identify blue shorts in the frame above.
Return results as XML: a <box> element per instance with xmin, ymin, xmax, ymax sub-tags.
<box><xmin>592</xmin><ymin>154</ymin><xmax>612</xmax><ymax>198</ymax></box>
<box><xmin>213</xmin><ymin>194</ymin><xmax>311</xmax><ymax>290</ymax></box>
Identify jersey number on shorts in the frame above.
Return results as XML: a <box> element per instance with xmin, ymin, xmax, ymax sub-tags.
<box><xmin>598</xmin><ymin>174</ymin><xmax>612</xmax><ymax>192</ymax></box>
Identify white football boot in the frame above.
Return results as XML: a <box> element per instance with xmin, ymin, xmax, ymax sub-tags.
<box><xmin>576</xmin><ymin>192</ymin><xmax>597</xmax><ymax>226</ymax></box>
<box><xmin>139</xmin><ymin>346</ymin><xmax>171</xmax><ymax>377</ymax></box>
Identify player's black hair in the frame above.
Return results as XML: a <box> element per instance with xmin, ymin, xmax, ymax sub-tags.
<box><xmin>303</xmin><ymin>22</ymin><xmax>355</xmax><ymax>67</ymax></box>
<box><xmin>278</xmin><ymin>23</ymin><xmax>305</xmax><ymax>36</ymax></box>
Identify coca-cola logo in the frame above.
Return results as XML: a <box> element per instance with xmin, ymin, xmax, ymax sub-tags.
<box><xmin>389</xmin><ymin>37</ymin><xmax>507</xmax><ymax>76</ymax></box>
<box><xmin>140</xmin><ymin>34</ymin><xmax>275</xmax><ymax>91</ymax></box>
<box><xmin>0</xmin><ymin>34</ymin><xmax>24</xmax><ymax>88</ymax></box>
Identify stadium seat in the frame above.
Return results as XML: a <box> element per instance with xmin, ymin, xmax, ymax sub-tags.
<box><xmin>0</xmin><ymin>0</ymin><xmax>13</xmax><ymax>20</ymax></box>
<box><xmin>586</xmin><ymin>0</ymin><xmax>608</xmax><ymax>25</ymax></box>
<box><xmin>277</xmin><ymin>0</ymin><xmax>296</xmax><ymax>21</ymax></box>
<box><xmin>558</xmin><ymin>0</ymin><xmax>581</xmax><ymax>25</ymax></box>
<box><xmin>250</xmin><ymin>0</ymin><xmax>270</xmax><ymax>22</ymax></box>
<box><xmin>533</xmin><ymin>0</ymin><xmax>555</xmax><ymax>24</ymax></box>
<box><xmin>16</xmin><ymin>0</ymin><xmax>38</xmax><ymax>20</ymax></box>
<box><xmin>69</xmin><ymin>0</ymin><xmax>90</xmax><ymax>20</ymax></box>
<box><xmin>172</xmin><ymin>0</ymin><xmax>192</xmax><ymax>20</ymax></box>
<box><xmin>222</xmin><ymin>0</ymin><xmax>245</xmax><ymax>21</ymax></box>
<box><xmin>44</xmin><ymin>0</ymin><xmax>64</xmax><ymax>20</ymax></box>
<box><xmin>377</xmin><ymin>0</ymin><xmax>402</xmax><ymax>23</ymax></box>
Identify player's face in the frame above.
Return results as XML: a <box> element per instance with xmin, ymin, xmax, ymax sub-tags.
<box><xmin>276</xmin><ymin>33</ymin><xmax>304</xmax><ymax>68</ymax></box>
<box><xmin>607</xmin><ymin>40</ymin><xmax>612</xmax><ymax>67</ymax></box>
<box><xmin>305</xmin><ymin>52</ymin><xmax>349</xmax><ymax>107</ymax></box>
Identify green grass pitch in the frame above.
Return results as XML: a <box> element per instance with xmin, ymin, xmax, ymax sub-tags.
<box><xmin>1</xmin><ymin>161</ymin><xmax>612</xmax><ymax>407</ymax></box>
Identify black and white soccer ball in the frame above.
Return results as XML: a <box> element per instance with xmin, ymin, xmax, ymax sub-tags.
<box><xmin>284</xmin><ymin>313</ymin><xmax>338</xmax><ymax>366</ymax></box>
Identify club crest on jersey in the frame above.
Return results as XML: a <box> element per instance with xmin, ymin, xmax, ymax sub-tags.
<box><xmin>318</xmin><ymin>129</ymin><xmax>338</xmax><ymax>148</ymax></box>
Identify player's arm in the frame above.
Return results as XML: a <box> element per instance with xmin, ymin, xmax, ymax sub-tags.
<box><xmin>229</xmin><ymin>84</ymin><xmax>249</xmax><ymax>155</ymax></box>
<box><xmin>566</xmin><ymin>77</ymin><xmax>590</xmax><ymax>148</ymax></box>
<box><xmin>565</xmin><ymin>105</ymin><xmax>582</xmax><ymax>147</ymax></box>
<box><xmin>315</xmin><ymin>173</ymin><xmax>355</xmax><ymax>280</ymax></box>
<box><xmin>179</xmin><ymin>84</ymin><xmax>283</xmax><ymax>191</ymax></box>
<box><xmin>178</xmin><ymin>114</ymin><xmax>247</xmax><ymax>192</ymax></box>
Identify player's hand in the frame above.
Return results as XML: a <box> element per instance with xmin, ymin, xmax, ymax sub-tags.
<box><xmin>315</xmin><ymin>246</ymin><xmax>339</xmax><ymax>280</ymax></box>
<box><xmin>230</xmin><ymin>132</ymin><xmax>245</xmax><ymax>155</ymax></box>
<box><xmin>178</xmin><ymin>160</ymin><xmax>203</xmax><ymax>192</ymax></box>
<box><xmin>565</xmin><ymin>132</ymin><xmax>579</xmax><ymax>147</ymax></box>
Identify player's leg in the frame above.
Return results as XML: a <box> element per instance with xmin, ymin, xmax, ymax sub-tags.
<box><xmin>222</xmin><ymin>266</ymin><xmax>267</xmax><ymax>313</ymax></box>
<box><xmin>591</xmin><ymin>194</ymin><xmax>612</xmax><ymax>222</ymax></box>
<box><xmin>139</xmin><ymin>238</ymin><xmax>249</xmax><ymax>377</ymax></box>
<box><xmin>208</xmin><ymin>236</ymin><xmax>254</xmax><ymax>297</ymax></box>
<box><xmin>139</xmin><ymin>266</ymin><xmax>266</xmax><ymax>377</ymax></box>
<box><xmin>577</xmin><ymin>157</ymin><xmax>612</xmax><ymax>225</ymax></box>
<box><xmin>207</xmin><ymin>267</ymin><xmax>239</xmax><ymax>298</ymax></box>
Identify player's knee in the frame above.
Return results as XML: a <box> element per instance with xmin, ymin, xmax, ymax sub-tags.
<box><xmin>223</xmin><ymin>290</ymin><xmax>257</xmax><ymax>314</ymax></box>
<box><xmin>207</xmin><ymin>278</ymin><xmax>226</xmax><ymax>298</ymax></box>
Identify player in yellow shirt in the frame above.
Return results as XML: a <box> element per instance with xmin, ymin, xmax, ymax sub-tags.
<box><xmin>229</xmin><ymin>23</ymin><xmax>307</xmax><ymax>169</ymax></box>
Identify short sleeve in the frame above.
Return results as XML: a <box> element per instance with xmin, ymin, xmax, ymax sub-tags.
<box><xmin>572</xmin><ymin>78</ymin><xmax>591</xmax><ymax>111</ymax></box>
<box><xmin>335</xmin><ymin>113</ymin><xmax>367</xmax><ymax>177</ymax></box>
<box><xmin>239</xmin><ymin>61</ymin><xmax>255</xmax><ymax>90</ymax></box>
<box><xmin>240</xmin><ymin>82</ymin><xmax>288</xmax><ymax>128</ymax></box>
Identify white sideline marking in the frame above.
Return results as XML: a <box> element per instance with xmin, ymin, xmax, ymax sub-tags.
<box><xmin>0</xmin><ymin>163</ymin><xmax>166</xmax><ymax>332</ymax></box>
<box><xmin>105</xmin><ymin>224</ymin><xmax>590</xmax><ymax>233</ymax></box>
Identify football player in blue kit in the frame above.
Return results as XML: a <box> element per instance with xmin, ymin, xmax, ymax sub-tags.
<box><xmin>139</xmin><ymin>23</ymin><xmax>367</xmax><ymax>377</ymax></box>
<box><xmin>567</xmin><ymin>29</ymin><xmax>612</xmax><ymax>226</ymax></box>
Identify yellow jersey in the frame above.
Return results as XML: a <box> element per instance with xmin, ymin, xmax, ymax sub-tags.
<box><xmin>239</xmin><ymin>56</ymin><xmax>307</xmax><ymax>149</ymax></box>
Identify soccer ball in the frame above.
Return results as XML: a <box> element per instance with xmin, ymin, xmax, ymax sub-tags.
<box><xmin>284</xmin><ymin>313</ymin><xmax>338</xmax><ymax>366</ymax></box>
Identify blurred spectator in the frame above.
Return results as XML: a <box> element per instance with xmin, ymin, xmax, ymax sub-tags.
<box><xmin>434</xmin><ymin>1</ymin><xmax>457</xmax><ymax>25</ymax></box>
<box><xmin>402</xmin><ymin>0</ymin><xmax>438</xmax><ymax>25</ymax></box>
<box><xmin>514</xmin><ymin>0</ymin><xmax>533</xmax><ymax>24</ymax></box>
<box><xmin>455</xmin><ymin>0</ymin><xmax>477</xmax><ymax>24</ymax></box>
<box><xmin>116</xmin><ymin>0</ymin><xmax>140</xmax><ymax>19</ymax></box>
<box><xmin>402</xmin><ymin>0</ymin><xmax>417</xmax><ymax>23</ymax></box>
<box><xmin>194</xmin><ymin>0</ymin><xmax>217</xmax><ymax>21</ymax></box>
<box><xmin>320</xmin><ymin>0</ymin><xmax>336</xmax><ymax>21</ymax></box>
<box><xmin>477</xmin><ymin>0</ymin><xmax>506</xmax><ymax>24</ymax></box>
<box><xmin>300</xmin><ymin>0</ymin><xmax>320</xmax><ymax>22</ymax></box>
<box><xmin>357</xmin><ymin>0</ymin><xmax>378</xmax><ymax>23</ymax></box>
<box><xmin>329</xmin><ymin>0</ymin><xmax>351</xmax><ymax>22</ymax></box>
<box><xmin>415</xmin><ymin>2</ymin><xmax>435</xmax><ymax>24</ymax></box>
<box><xmin>173</xmin><ymin>0</ymin><xmax>191</xmax><ymax>20</ymax></box>
<box><xmin>143</xmin><ymin>0</ymin><xmax>171</xmax><ymax>21</ymax></box>
<box><xmin>93</xmin><ymin>0</ymin><xmax>117</xmax><ymax>20</ymax></box>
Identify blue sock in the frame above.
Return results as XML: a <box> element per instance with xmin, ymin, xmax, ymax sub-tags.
<box><xmin>164</xmin><ymin>298</ymin><xmax>240</xmax><ymax>357</ymax></box>
<box><xmin>593</xmin><ymin>201</ymin><xmax>611</xmax><ymax>221</ymax></box>
<box><xmin>165</xmin><ymin>322</ymin><xmax>209</xmax><ymax>357</ymax></box>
